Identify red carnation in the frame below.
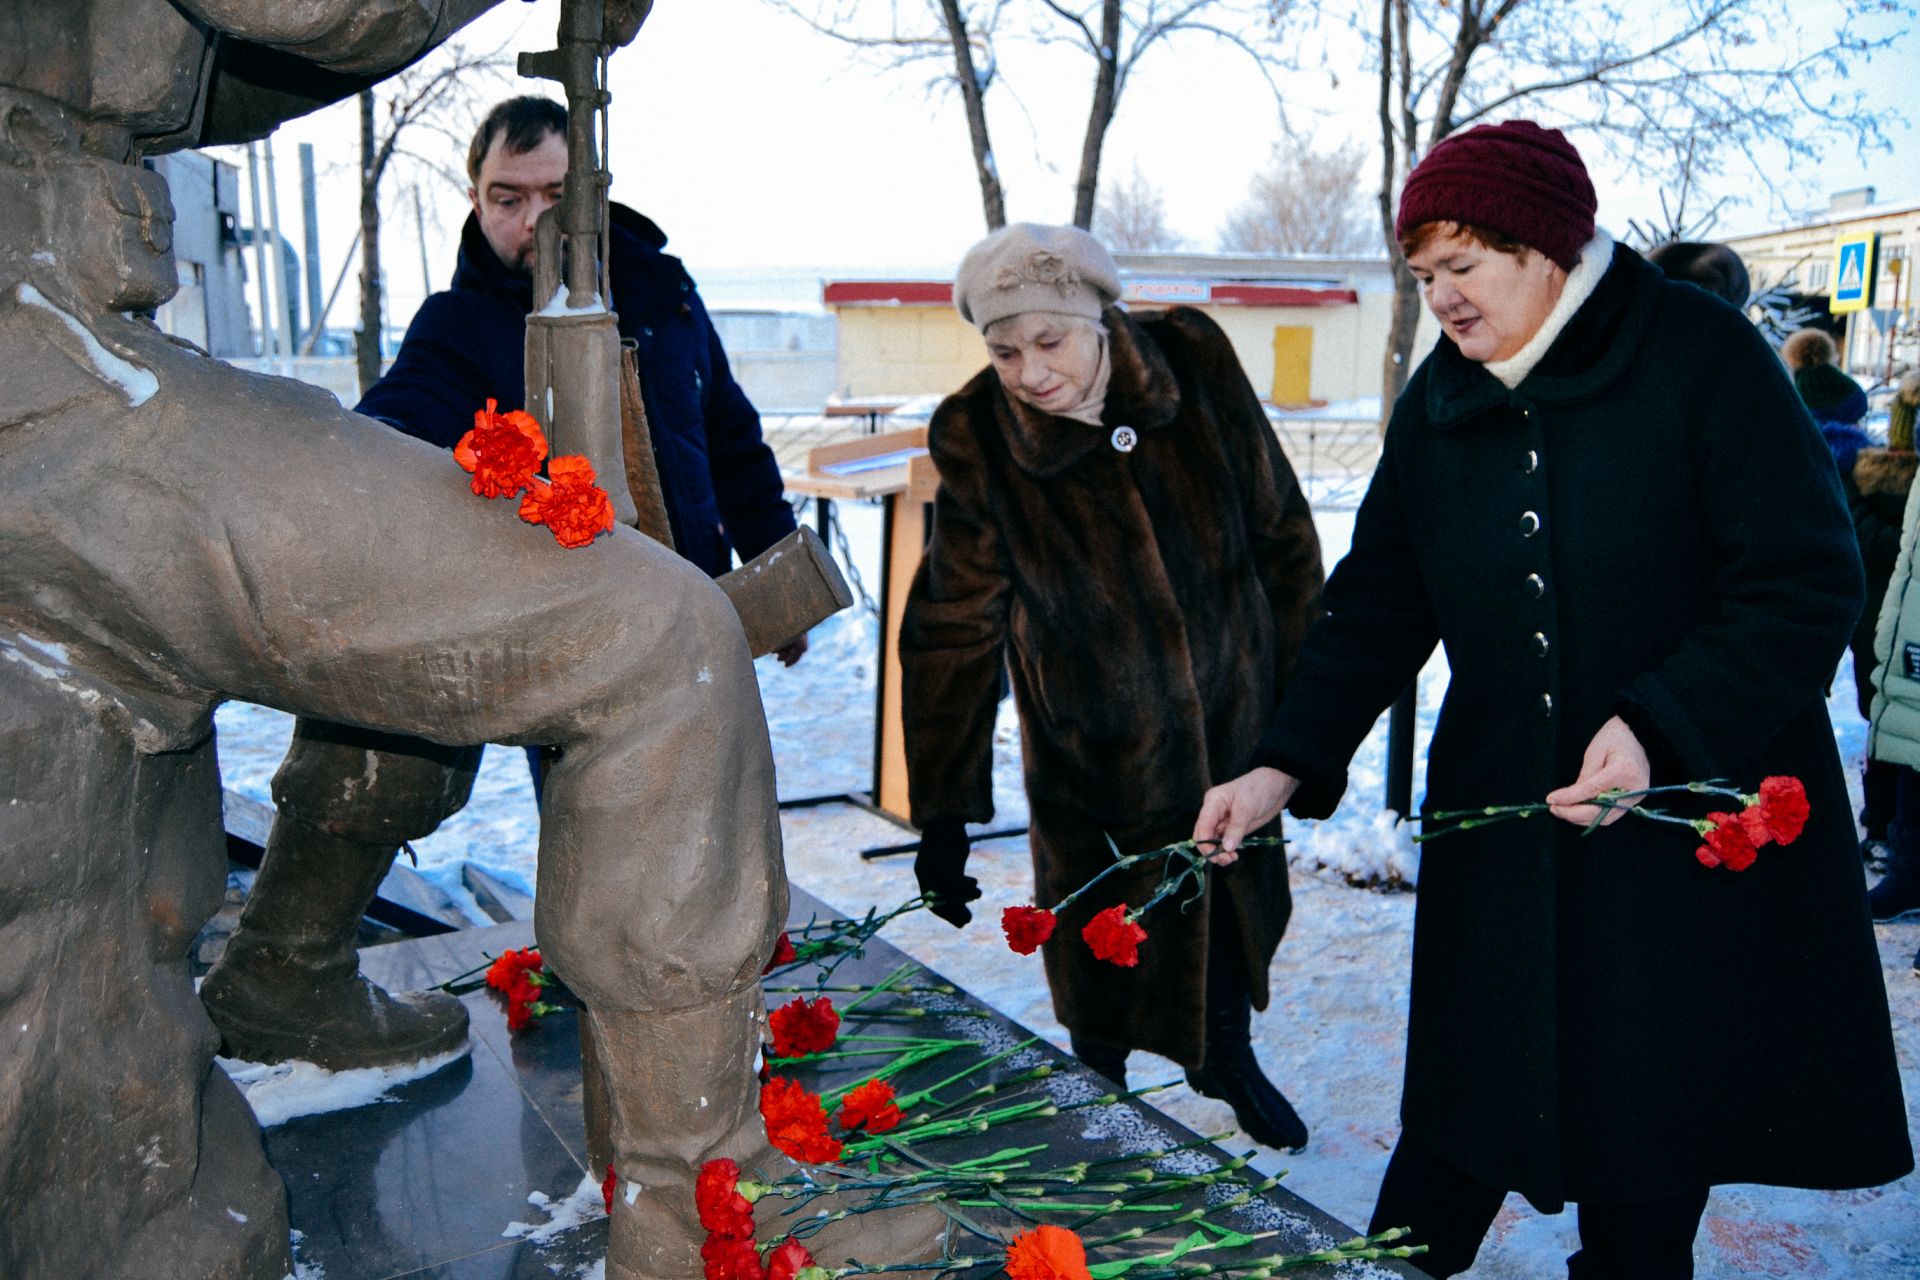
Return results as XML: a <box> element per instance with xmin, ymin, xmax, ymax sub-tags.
<box><xmin>835</xmin><ymin>1078</ymin><xmax>903</xmax><ymax>1134</ymax></box>
<box><xmin>1081</xmin><ymin>904</ymin><xmax>1148</xmax><ymax>967</ymax></box>
<box><xmin>765</xmin><ymin>1239</ymin><xmax>817</xmax><ymax>1280</ymax></box>
<box><xmin>1001</xmin><ymin>905</ymin><xmax>1057</xmax><ymax>955</ymax></box>
<box><xmin>485</xmin><ymin>947</ymin><xmax>542</xmax><ymax>992</ymax></box>
<box><xmin>701</xmin><ymin>1233</ymin><xmax>767</xmax><ymax>1280</ymax></box>
<box><xmin>1753</xmin><ymin>775</ymin><xmax>1810</xmax><ymax>845</ymax></box>
<box><xmin>519</xmin><ymin>454</ymin><xmax>617</xmax><ymax>548</ymax></box>
<box><xmin>1695</xmin><ymin>811</ymin><xmax>1760</xmax><ymax>872</ymax></box>
<box><xmin>454</xmin><ymin>398</ymin><xmax>548</xmax><ymax>498</ymax></box>
<box><xmin>758</xmin><ymin>1077</ymin><xmax>843</xmax><ymax>1165</ymax></box>
<box><xmin>1006</xmin><ymin>1223</ymin><xmax>1092</xmax><ymax>1280</ymax></box>
<box><xmin>762</xmin><ymin>933</ymin><xmax>797</xmax><ymax>974</ymax></box>
<box><xmin>602</xmin><ymin>1163</ymin><xmax>618</xmax><ymax>1215</ymax></box>
<box><xmin>768</xmin><ymin>996</ymin><xmax>840</xmax><ymax>1059</ymax></box>
<box><xmin>695</xmin><ymin>1158</ymin><xmax>756</xmax><ymax>1240</ymax></box>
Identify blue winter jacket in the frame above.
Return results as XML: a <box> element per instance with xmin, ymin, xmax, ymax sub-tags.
<box><xmin>356</xmin><ymin>204</ymin><xmax>794</xmax><ymax>577</ymax></box>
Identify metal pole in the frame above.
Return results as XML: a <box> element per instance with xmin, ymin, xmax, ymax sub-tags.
<box><xmin>243</xmin><ymin>142</ymin><xmax>275</xmax><ymax>361</ymax></box>
<box><xmin>413</xmin><ymin>185</ymin><xmax>434</xmax><ymax>300</ymax></box>
<box><xmin>299</xmin><ymin>143</ymin><xmax>323</xmax><ymax>341</ymax></box>
<box><xmin>300</xmin><ymin>226</ymin><xmax>362</xmax><ymax>357</ymax></box>
<box><xmin>1385</xmin><ymin>684</ymin><xmax>1415</xmax><ymax>818</ymax></box>
<box><xmin>262</xmin><ymin>135</ymin><xmax>296</xmax><ymax>374</ymax></box>
<box><xmin>1885</xmin><ymin>260</ymin><xmax>1904</xmax><ymax>388</ymax></box>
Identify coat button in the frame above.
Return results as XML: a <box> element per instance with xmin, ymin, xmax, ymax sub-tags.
<box><xmin>1525</xmin><ymin>573</ymin><xmax>1546</xmax><ymax>599</ymax></box>
<box><xmin>1532</xmin><ymin>631</ymin><xmax>1549</xmax><ymax>656</ymax></box>
<box><xmin>1541</xmin><ymin>692</ymin><xmax>1553</xmax><ymax>716</ymax></box>
<box><xmin>1520</xmin><ymin>511</ymin><xmax>1541</xmax><ymax>537</ymax></box>
<box><xmin>1522</xmin><ymin>449</ymin><xmax>1539</xmax><ymax>474</ymax></box>
<box><xmin>1111</xmin><ymin>425</ymin><xmax>1138</xmax><ymax>453</ymax></box>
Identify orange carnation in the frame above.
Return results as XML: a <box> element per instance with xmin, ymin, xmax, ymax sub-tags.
<box><xmin>1005</xmin><ymin>1224</ymin><xmax>1091</xmax><ymax>1280</ymax></box>
<box><xmin>519</xmin><ymin>454</ymin><xmax>617</xmax><ymax>548</ymax></box>
<box><xmin>454</xmin><ymin>398</ymin><xmax>548</xmax><ymax>498</ymax></box>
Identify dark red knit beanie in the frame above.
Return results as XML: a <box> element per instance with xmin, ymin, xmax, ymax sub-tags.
<box><xmin>1395</xmin><ymin>120</ymin><xmax>1597</xmax><ymax>270</ymax></box>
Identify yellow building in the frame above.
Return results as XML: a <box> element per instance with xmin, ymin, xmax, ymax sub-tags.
<box><xmin>824</xmin><ymin>252</ymin><xmax>1432</xmax><ymax>410</ymax></box>
<box><xmin>1722</xmin><ymin>188</ymin><xmax>1919</xmax><ymax>376</ymax></box>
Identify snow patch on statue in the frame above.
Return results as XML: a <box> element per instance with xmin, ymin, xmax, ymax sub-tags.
<box><xmin>219</xmin><ymin>1042</ymin><xmax>470</xmax><ymax>1127</ymax></box>
<box><xmin>15</xmin><ymin>283</ymin><xmax>158</xmax><ymax>406</ymax></box>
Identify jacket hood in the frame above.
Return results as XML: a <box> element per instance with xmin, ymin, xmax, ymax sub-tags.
<box><xmin>1421</xmin><ymin>242</ymin><xmax>1660</xmax><ymax>428</ymax></box>
<box><xmin>992</xmin><ymin>305</ymin><xmax>1183</xmax><ymax>477</ymax></box>
<box><xmin>450</xmin><ymin>202</ymin><xmax>670</xmax><ymax>301</ymax></box>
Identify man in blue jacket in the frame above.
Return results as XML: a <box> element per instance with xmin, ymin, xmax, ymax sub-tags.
<box><xmin>198</xmin><ymin>96</ymin><xmax>803</xmax><ymax>1069</ymax></box>
<box><xmin>360</xmin><ymin>95</ymin><xmax>802</xmax><ymax>603</ymax></box>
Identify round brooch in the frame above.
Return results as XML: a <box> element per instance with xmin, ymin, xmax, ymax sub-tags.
<box><xmin>1110</xmin><ymin>426</ymin><xmax>1138</xmax><ymax>453</ymax></box>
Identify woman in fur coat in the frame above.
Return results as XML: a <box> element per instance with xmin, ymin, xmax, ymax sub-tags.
<box><xmin>899</xmin><ymin>223</ymin><xmax>1325</xmax><ymax>1151</ymax></box>
<box><xmin>1195</xmin><ymin>123</ymin><xmax>1910</xmax><ymax>1278</ymax></box>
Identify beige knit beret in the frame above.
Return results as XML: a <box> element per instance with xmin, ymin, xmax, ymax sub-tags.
<box><xmin>953</xmin><ymin>222</ymin><xmax>1122</xmax><ymax>330</ymax></box>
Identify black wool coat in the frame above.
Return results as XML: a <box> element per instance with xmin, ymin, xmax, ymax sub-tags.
<box><xmin>1258</xmin><ymin>246</ymin><xmax>1912</xmax><ymax>1208</ymax></box>
<box><xmin>901</xmin><ymin>306</ymin><xmax>1324</xmax><ymax>1066</ymax></box>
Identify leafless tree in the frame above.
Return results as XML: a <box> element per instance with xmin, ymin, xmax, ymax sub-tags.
<box><xmin>1218</xmin><ymin>136</ymin><xmax>1374</xmax><ymax>254</ymax></box>
<box><xmin>357</xmin><ymin>40</ymin><xmax>511</xmax><ymax>393</ymax></box>
<box><xmin>1093</xmin><ymin>162</ymin><xmax>1183</xmax><ymax>250</ymax></box>
<box><xmin>764</xmin><ymin>1</ymin><xmax>1012</xmax><ymax>229</ymax></box>
<box><xmin>767</xmin><ymin>0</ymin><xmax>1292</xmax><ymax>231</ymax></box>
<box><xmin>1361</xmin><ymin>0</ymin><xmax>1912</xmax><ymax>415</ymax></box>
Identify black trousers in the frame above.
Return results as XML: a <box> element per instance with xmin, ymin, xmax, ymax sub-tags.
<box><xmin>1369</xmin><ymin>1134</ymin><xmax>1709</xmax><ymax>1279</ymax></box>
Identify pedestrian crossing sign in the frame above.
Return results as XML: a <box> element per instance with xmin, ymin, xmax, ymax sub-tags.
<box><xmin>1831</xmin><ymin>232</ymin><xmax>1878</xmax><ymax>314</ymax></box>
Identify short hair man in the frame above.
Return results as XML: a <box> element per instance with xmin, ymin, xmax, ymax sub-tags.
<box><xmin>197</xmin><ymin>96</ymin><xmax>804</xmax><ymax>1070</ymax></box>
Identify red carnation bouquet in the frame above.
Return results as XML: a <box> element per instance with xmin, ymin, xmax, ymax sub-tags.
<box><xmin>1416</xmin><ymin>775</ymin><xmax>1811</xmax><ymax>873</ymax></box>
<box><xmin>999</xmin><ymin>834</ymin><xmax>1285</xmax><ymax>969</ymax></box>
<box><xmin>454</xmin><ymin>398</ymin><xmax>617</xmax><ymax>548</ymax></box>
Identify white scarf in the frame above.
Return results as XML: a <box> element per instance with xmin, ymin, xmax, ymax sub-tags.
<box><xmin>1484</xmin><ymin>229</ymin><xmax>1615</xmax><ymax>389</ymax></box>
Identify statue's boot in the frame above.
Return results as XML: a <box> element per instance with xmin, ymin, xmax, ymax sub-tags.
<box><xmin>596</xmin><ymin>993</ymin><xmax>948</xmax><ymax>1280</ymax></box>
<box><xmin>199</xmin><ymin>815</ymin><xmax>469</xmax><ymax>1069</ymax></box>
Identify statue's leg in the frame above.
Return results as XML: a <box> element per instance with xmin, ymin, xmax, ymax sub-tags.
<box><xmin>12</xmin><ymin>367</ymin><xmax>933</xmax><ymax>1277</ymax></box>
<box><xmin>200</xmin><ymin>720</ymin><xmax>479</xmax><ymax>1069</ymax></box>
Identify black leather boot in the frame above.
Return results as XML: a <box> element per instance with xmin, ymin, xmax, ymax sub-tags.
<box><xmin>1184</xmin><ymin>901</ymin><xmax>1308</xmax><ymax>1152</ymax></box>
<box><xmin>1070</xmin><ymin>1033</ymin><xmax>1130</xmax><ymax>1090</ymax></box>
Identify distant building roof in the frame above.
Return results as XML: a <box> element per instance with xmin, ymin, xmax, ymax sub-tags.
<box><xmin>823</xmin><ymin>276</ymin><xmax>1361</xmax><ymax>309</ymax></box>
<box><xmin>1721</xmin><ymin>195</ymin><xmax>1920</xmax><ymax>246</ymax></box>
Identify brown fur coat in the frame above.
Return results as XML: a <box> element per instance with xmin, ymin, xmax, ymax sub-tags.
<box><xmin>900</xmin><ymin>305</ymin><xmax>1323</xmax><ymax>1065</ymax></box>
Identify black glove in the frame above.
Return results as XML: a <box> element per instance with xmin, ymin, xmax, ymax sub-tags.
<box><xmin>914</xmin><ymin>817</ymin><xmax>980</xmax><ymax>928</ymax></box>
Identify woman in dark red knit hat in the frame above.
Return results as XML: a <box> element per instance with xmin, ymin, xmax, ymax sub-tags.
<box><xmin>1195</xmin><ymin>120</ymin><xmax>1911</xmax><ymax>1278</ymax></box>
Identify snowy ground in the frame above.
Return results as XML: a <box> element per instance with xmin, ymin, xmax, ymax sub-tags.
<box><xmin>214</xmin><ymin>492</ymin><xmax>1920</xmax><ymax>1278</ymax></box>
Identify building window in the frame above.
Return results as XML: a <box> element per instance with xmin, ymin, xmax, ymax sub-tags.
<box><xmin>1807</xmin><ymin>260</ymin><xmax>1830</xmax><ymax>291</ymax></box>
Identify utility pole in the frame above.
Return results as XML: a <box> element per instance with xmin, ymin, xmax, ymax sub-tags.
<box><xmin>299</xmin><ymin>143</ymin><xmax>323</xmax><ymax>344</ymax></box>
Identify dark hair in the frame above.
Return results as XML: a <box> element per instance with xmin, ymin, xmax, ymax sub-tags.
<box><xmin>1397</xmin><ymin>219</ymin><xmax>1532</xmax><ymax>263</ymax></box>
<box><xmin>1645</xmin><ymin>241</ymin><xmax>1750</xmax><ymax>308</ymax></box>
<box><xmin>466</xmin><ymin>97</ymin><xmax>567</xmax><ymax>185</ymax></box>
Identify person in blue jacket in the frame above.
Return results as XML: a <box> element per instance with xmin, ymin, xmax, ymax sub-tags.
<box><xmin>197</xmin><ymin>96</ymin><xmax>802</xmax><ymax>1072</ymax></box>
<box><xmin>358</xmin><ymin>95</ymin><xmax>800</xmax><ymax>593</ymax></box>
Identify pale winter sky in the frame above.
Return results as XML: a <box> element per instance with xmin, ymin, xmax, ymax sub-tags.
<box><xmin>231</xmin><ymin>0</ymin><xmax>1917</xmax><ymax>323</ymax></box>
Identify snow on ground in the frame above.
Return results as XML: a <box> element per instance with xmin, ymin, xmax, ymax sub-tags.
<box><xmin>214</xmin><ymin>487</ymin><xmax>1920</xmax><ymax>1277</ymax></box>
<box><xmin>219</xmin><ymin>1044</ymin><xmax>471</xmax><ymax>1128</ymax></box>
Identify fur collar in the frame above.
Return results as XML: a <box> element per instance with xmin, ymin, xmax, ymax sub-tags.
<box><xmin>1855</xmin><ymin>446</ymin><xmax>1919</xmax><ymax>497</ymax></box>
<box><xmin>1421</xmin><ymin>243</ymin><xmax>1660</xmax><ymax>429</ymax></box>
<box><xmin>993</xmin><ymin>305</ymin><xmax>1182</xmax><ymax>476</ymax></box>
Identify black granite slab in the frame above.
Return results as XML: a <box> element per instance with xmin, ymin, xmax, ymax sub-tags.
<box><xmin>263</xmin><ymin>891</ymin><xmax>1415</xmax><ymax>1278</ymax></box>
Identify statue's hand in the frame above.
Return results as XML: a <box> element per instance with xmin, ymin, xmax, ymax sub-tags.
<box><xmin>603</xmin><ymin>0</ymin><xmax>653</xmax><ymax>46</ymax></box>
